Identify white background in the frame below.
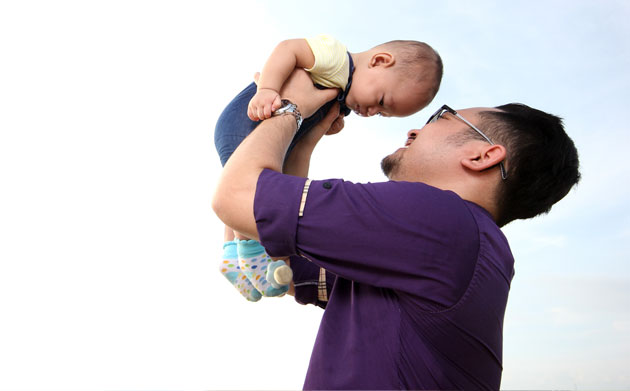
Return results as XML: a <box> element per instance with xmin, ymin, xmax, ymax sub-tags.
<box><xmin>1</xmin><ymin>1</ymin><xmax>629</xmax><ymax>389</ymax></box>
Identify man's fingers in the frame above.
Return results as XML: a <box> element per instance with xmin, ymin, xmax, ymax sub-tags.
<box><xmin>316</xmin><ymin>103</ymin><xmax>341</xmax><ymax>131</ymax></box>
<box><xmin>326</xmin><ymin>116</ymin><xmax>344</xmax><ymax>135</ymax></box>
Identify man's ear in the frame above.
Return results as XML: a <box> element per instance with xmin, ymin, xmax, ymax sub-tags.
<box><xmin>461</xmin><ymin>144</ymin><xmax>507</xmax><ymax>173</ymax></box>
<box><xmin>369</xmin><ymin>52</ymin><xmax>395</xmax><ymax>68</ymax></box>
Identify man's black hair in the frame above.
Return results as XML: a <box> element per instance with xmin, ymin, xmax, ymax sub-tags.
<box><xmin>480</xmin><ymin>103</ymin><xmax>581</xmax><ymax>226</ymax></box>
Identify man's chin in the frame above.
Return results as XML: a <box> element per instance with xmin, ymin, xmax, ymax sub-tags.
<box><xmin>380</xmin><ymin>154</ymin><xmax>399</xmax><ymax>179</ymax></box>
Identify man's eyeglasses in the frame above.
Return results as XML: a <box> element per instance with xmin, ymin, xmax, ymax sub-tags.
<box><xmin>426</xmin><ymin>104</ymin><xmax>507</xmax><ymax>180</ymax></box>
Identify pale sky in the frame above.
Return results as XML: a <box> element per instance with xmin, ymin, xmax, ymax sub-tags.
<box><xmin>1</xmin><ymin>1</ymin><xmax>629</xmax><ymax>390</ymax></box>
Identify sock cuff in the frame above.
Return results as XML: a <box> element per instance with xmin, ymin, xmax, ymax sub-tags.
<box><xmin>222</xmin><ymin>240</ymin><xmax>238</xmax><ymax>259</ymax></box>
<box><xmin>235</xmin><ymin>239</ymin><xmax>266</xmax><ymax>258</ymax></box>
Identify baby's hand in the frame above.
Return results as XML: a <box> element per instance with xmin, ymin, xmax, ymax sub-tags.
<box><xmin>248</xmin><ymin>88</ymin><xmax>282</xmax><ymax>121</ymax></box>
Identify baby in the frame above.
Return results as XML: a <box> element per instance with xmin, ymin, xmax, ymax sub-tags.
<box><xmin>214</xmin><ymin>34</ymin><xmax>443</xmax><ymax>301</ymax></box>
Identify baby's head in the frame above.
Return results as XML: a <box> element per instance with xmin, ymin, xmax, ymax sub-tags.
<box><xmin>347</xmin><ymin>40</ymin><xmax>443</xmax><ymax>117</ymax></box>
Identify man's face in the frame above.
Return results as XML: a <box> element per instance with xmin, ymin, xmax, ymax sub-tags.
<box><xmin>381</xmin><ymin>107</ymin><xmax>489</xmax><ymax>182</ymax></box>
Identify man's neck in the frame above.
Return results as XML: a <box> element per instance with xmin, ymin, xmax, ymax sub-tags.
<box><xmin>429</xmin><ymin>177</ymin><xmax>501</xmax><ymax>225</ymax></box>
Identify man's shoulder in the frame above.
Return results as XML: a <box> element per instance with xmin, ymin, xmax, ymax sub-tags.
<box><xmin>462</xmin><ymin>199</ymin><xmax>514</xmax><ymax>276</ymax></box>
<box><xmin>303</xmin><ymin>177</ymin><xmax>467</xmax><ymax>207</ymax></box>
<box><xmin>312</xmin><ymin>178</ymin><xmax>476</xmax><ymax>229</ymax></box>
<box><xmin>360</xmin><ymin>179</ymin><xmax>468</xmax><ymax>208</ymax></box>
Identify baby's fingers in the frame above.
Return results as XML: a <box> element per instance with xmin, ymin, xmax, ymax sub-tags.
<box><xmin>256</xmin><ymin>105</ymin><xmax>267</xmax><ymax>121</ymax></box>
<box><xmin>271</xmin><ymin>95</ymin><xmax>282</xmax><ymax>112</ymax></box>
<box><xmin>263</xmin><ymin>95</ymin><xmax>282</xmax><ymax>119</ymax></box>
<box><xmin>248</xmin><ymin>102</ymin><xmax>262</xmax><ymax>121</ymax></box>
<box><xmin>263</xmin><ymin>102</ymin><xmax>273</xmax><ymax>119</ymax></box>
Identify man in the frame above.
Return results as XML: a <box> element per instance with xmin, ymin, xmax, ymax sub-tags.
<box><xmin>212</xmin><ymin>70</ymin><xmax>580</xmax><ymax>389</ymax></box>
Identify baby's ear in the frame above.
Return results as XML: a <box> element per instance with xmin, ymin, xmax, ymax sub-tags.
<box><xmin>369</xmin><ymin>52</ymin><xmax>395</xmax><ymax>68</ymax></box>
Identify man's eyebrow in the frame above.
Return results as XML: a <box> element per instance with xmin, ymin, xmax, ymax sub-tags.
<box><xmin>442</xmin><ymin>111</ymin><xmax>455</xmax><ymax>120</ymax></box>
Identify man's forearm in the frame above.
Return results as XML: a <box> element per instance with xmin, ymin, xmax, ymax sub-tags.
<box><xmin>212</xmin><ymin>115</ymin><xmax>297</xmax><ymax>240</ymax></box>
<box><xmin>283</xmin><ymin>105</ymin><xmax>343</xmax><ymax>177</ymax></box>
<box><xmin>214</xmin><ymin>68</ymin><xmax>338</xmax><ymax>239</ymax></box>
<box><xmin>282</xmin><ymin>137</ymin><xmax>316</xmax><ymax>177</ymax></box>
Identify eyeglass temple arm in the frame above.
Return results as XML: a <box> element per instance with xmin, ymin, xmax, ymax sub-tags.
<box><xmin>452</xmin><ymin>110</ymin><xmax>508</xmax><ymax>180</ymax></box>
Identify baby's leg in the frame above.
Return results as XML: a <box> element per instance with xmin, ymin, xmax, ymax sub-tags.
<box><xmin>214</xmin><ymin>82</ymin><xmax>299</xmax><ymax>298</ymax></box>
<box><xmin>214</xmin><ymin>84</ymin><xmax>263</xmax><ymax>301</ymax></box>
<box><xmin>218</xmin><ymin>226</ymin><xmax>262</xmax><ymax>302</ymax></box>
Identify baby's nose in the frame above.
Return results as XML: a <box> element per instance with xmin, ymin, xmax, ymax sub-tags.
<box><xmin>367</xmin><ymin>106</ymin><xmax>380</xmax><ymax>117</ymax></box>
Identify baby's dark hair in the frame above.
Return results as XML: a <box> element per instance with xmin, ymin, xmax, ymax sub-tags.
<box><xmin>376</xmin><ymin>40</ymin><xmax>443</xmax><ymax>102</ymax></box>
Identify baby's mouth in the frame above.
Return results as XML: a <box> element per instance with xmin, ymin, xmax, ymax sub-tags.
<box><xmin>353</xmin><ymin>105</ymin><xmax>366</xmax><ymax>117</ymax></box>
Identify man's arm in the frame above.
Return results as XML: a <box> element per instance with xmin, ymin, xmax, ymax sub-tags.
<box><xmin>282</xmin><ymin>106</ymin><xmax>344</xmax><ymax>176</ymax></box>
<box><xmin>212</xmin><ymin>69</ymin><xmax>338</xmax><ymax>240</ymax></box>
<box><xmin>281</xmin><ymin>103</ymin><xmax>343</xmax><ymax>300</ymax></box>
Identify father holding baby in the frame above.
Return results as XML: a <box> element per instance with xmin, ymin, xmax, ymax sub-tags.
<box><xmin>213</xmin><ymin>67</ymin><xmax>580</xmax><ymax>389</ymax></box>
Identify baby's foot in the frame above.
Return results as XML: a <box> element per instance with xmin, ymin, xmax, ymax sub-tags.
<box><xmin>219</xmin><ymin>241</ymin><xmax>262</xmax><ymax>302</ymax></box>
<box><xmin>236</xmin><ymin>239</ymin><xmax>289</xmax><ymax>297</ymax></box>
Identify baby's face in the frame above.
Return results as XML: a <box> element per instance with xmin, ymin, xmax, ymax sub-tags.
<box><xmin>345</xmin><ymin>67</ymin><xmax>431</xmax><ymax>118</ymax></box>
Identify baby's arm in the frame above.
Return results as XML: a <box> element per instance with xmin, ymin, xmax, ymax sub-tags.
<box><xmin>248</xmin><ymin>39</ymin><xmax>315</xmax><ymax>121</ymax></box>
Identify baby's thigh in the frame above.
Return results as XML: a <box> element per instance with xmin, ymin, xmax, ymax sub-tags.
<box><xmin>214</xmin><ymin>83</ymin><xmax>259</xmax><ymax>166</ymax></box>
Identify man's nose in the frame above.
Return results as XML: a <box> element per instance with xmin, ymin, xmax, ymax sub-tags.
<box><xmin>407</xmin><ymin>129</ymin><xmax>419</xmax><ymax>138</ymax></box>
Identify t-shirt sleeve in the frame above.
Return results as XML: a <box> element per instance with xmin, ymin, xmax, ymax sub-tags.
<box><xmin>254</xmin><ymin>169</ymin><xmax>480</xmax><ymax>307</ymax></box>
<box><xmin>304</xmin><ymin>34</ymin><xmax>350</xmax><ymax>90</ymax></box>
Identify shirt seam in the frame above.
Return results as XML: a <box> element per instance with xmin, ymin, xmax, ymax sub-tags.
<box><xmin>293</xmin><ymin>281</ymin><xmax>318</xmax><ymax>287</ymax></box>
<box><xmin>298</xmin><ymin>179</ymin><xmax>312</xmax><ymax>217</ymax></box>
<box><xmin>318</xmin><ymin>267</ymin><xmax>328</xmax><ymax>302</ymax></box>
<box><xmin>416</xmin><ymin>200</ymin><xmax>483</xmax><ymax>315</ymax></box>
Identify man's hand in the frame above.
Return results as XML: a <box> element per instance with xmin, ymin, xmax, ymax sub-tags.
<box><xmin>253</xmin><ymin>69</ymin><xmax>338</xmax><ymax>119</ymax></box>
<box><xmin>282</xmin><ymin>103</ymin><xmax>345</xmax><ymax>178</ymax></box>
<box><xmin>324</xmin><ymin>110</ymin><xmax>345</xmax><ymax>136</ymax></box>
<box><xmin>248</xmin><ymin>88</ymin><xmax>282</xmax><ymax>121</ymax></box>
<box><xmin>296</xmin><ymin>102</ymin><xmax>345</xmax><ymax>148</ymax></box>
<box><xmin>214</xmin><ymin>71</ymin><xmax>342</xmax><ymax>241</ymax></box>
<box><xmin>279</xmin><ymin>70</ymin><xmax>339</xmax><ymax>118</ymax></box>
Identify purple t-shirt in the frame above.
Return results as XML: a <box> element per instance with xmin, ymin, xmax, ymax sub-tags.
<box><xmin>254</xmin><ymin>169</ymin><xmax>515</xmax><ymax>390</ymax></box>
